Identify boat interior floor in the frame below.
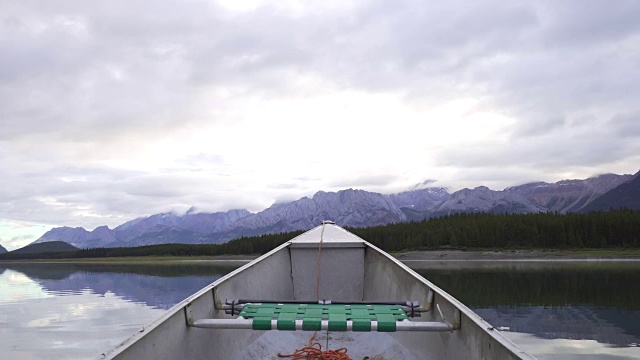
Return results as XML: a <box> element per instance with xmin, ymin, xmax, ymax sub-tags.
<box><xmin>234</xmin><ymin>331</ymin><xmax>418</xmax><ymax>360</ymax></box>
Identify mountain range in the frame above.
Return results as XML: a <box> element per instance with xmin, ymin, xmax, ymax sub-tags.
<box><xmin>0</xmin><ymin>244</ymin><xmax>6</xmax><ymax>254</ymax></box>
<box><xmin>30</xmin><ymin>171</ymin><xmax>639</xmax><ymax>249</ymax></box>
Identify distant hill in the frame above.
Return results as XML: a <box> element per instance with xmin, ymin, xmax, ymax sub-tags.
<box><xmin>10</xmin><ymin>241</ymin><xmax>79</xmax><ymax>254</ymax></box>
<box><xmin>581</xmin><ymin>171</ymin><xmax>640</xmax><ymax>212</ymax></box>
<box><xmin>0</xmin><ymin>243</ymin><xmax>7</xmax><ymax>254</ymax></box>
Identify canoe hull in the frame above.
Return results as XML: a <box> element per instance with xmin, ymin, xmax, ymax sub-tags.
<box><xmin>99</xmin><ymin>225</ymin><xmax>533</xmax><ymax>360</ymax></box>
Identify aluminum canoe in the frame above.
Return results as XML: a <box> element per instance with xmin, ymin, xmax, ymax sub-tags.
<box><xmin>99</xmin><ymin>223</ymin><xmax>534</xmax><ymax>360</ymax></box>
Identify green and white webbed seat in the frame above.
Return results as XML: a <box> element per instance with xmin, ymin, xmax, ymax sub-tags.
<box><xmin>191</xmin><ymin>301</ymin><xmax>452</xmax><ymax>332</ymax></box>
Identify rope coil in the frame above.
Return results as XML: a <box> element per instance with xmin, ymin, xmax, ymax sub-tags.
<box><xmin>277</xmin><ymin>340</ymin><xmax>349</xmax><ymax>359</ymax></box>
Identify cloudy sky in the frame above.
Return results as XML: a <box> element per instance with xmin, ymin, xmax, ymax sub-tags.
<box><xmin>1</xmin><ymin>0</ymin><xmax>640</xmax><ymax>250</ymax></box>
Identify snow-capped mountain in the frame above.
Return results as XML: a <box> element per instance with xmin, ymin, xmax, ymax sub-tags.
<box><xmin>388</xmin><ymin>187</ymin><xmax>450</xmax><ymax>212</ymax></box>
<box><xmin>205</xmin><ymin>189</ymin><xmax>408</xmax><ymax>242</ymax></box>
<box><xmin>30</xmin><ymin>172</ymin><xmax>637</xmax><ymax>249</ymax></box>
<box><xmin>434</xmin><ymin>186</ymin><xmax>546</xmax><ymax>215</ymax></box>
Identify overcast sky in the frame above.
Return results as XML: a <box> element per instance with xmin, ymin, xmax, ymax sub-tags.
<box><xmin>2</xmin><ymin>0</ymin><xmax>640</xmax><ymax>250</ymax></box>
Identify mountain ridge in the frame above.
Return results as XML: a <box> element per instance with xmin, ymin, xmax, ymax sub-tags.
<box><xmin>505</xmin><ymin>173</ymin><xmax>633</xmax><ymax>213</ymax></box>
<box><xmin>579</xmin><ymin>170</ymin><xmax>640</xmax><ymax>212</ymax></box>
<box><xmin>31</xmin><ymin>172</ymin><xmax>637</xmax><ymax>249</ymax></box>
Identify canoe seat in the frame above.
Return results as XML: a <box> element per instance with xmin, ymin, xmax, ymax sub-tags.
<box><xmin>190</xmin><ymin>303</ymin><xmax>452</xmax><ymax>332</ymax></box>
<box><xmin>241</xmin><ymin>303</ymin><xmax>408</xmax><ymax>332</ymax></box>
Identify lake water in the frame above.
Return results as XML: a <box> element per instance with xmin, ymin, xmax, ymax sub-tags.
<box><xmin>1</xmin><ymin>260</ymin><xmax>639</xmax><ymax>359</ymax></box>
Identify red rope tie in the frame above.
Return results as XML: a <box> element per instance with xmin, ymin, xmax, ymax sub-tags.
<box><xmin>277</xmin><ymin>338</ymin><xmax>351</xmax><ymax>360</ymax></box>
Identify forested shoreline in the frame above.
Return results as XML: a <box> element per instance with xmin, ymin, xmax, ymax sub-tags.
<box><xmin>1</xmin><ymin>210</ymin><xmax>639</xmax><ymax>260</ymax></box>
<box><xmin>352</xmin><ymin>209</ymin><xmax>640</xmax><ymax>252</ymax></box>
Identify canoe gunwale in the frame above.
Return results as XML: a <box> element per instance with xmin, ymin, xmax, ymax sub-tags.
<box><xmin>98</xmin><ymin>240</ymin><xmax>293</xmax><ymax>360</ymax></box>
<box><xmin>363</xmin><ymin>241</ymin><xmax>536</xmax><ymax>359</ymax></box>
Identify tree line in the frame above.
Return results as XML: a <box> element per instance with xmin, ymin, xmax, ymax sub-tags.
<box><xmin>1</xmin><ymin>210</ymin><xmax>639</xmax><ymax>260</ymax></box>
<box><xmin>350</xmin><ymin>209</ymin><xmax>640</xmax><ymax>252</ymax></box>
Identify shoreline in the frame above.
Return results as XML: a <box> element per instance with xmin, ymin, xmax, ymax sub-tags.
<box><xmin>393</xmin><ymin>249</ymin><xmax>640</xmax><ymax>261</ymax></box>
<box><xmin>0</xmin><ymin>255</ymin><xmax>258</xmax><ymax>265</ymax></box>
<box><xmin>2</xmin><ymin>249</ymin><xmax>640</xmax><ymax>264</ymax></box>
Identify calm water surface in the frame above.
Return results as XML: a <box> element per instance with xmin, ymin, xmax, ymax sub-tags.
<box><xmin>1</xmin><ymin>260</ymin><xmax>639</xmax><ymax>359</ymax></box>
<box><xmin>0</xmin><ymin>262</ymin><xmax>239</xmax><ymax>360</ymax></box>
<box><xmin>413</xmin><ymin>260</ymin><xmax>640</xmax><ymax>359</ymax></box>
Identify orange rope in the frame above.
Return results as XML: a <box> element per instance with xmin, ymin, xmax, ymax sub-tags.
<box><xmin>278</xmin><ymin>223</ymin><xmax>352</xmax><ymax>360</ymax></box>
<box><xmin>277</xmin><ymin>339</ymin><xmax>350</xmax><ymax>359</ymax></box>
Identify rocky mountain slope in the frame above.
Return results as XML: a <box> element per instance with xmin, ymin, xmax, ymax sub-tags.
<box><xmin>388</xmin><ymin>187</ymin><xmax>450</xmax><ymax>212</ymax></box>
<box><xmin>434</xmin><ymin>186</ymin><xmax>547</xmax><ymax>215</ymax></box>
<box><xmin>33</xmin><ymin>209</ymin><xmax>251</xmax><ymax>248</ymax></box>
<box><xmin>506</xmin><ymin>173</ymin><xmax>633</xmax><ymax>213</ymax></box>
<box><xmin>112</xmin><ymin>209</ymin><xmax>251</xmax><ymax>247</ymax></box>
<box><xmin>34</xmin><ymin>226</ymin><xmax>111</xmax><ymax>249</ymax></box>
<box><xmin>237</xmin><ymin>189</ymin><xmax>405</xmax><ymax>231</ymax></box>
<box><xmin>579</xmin><ymin>171</ymin><xmax>640</xmax><ymax>212</ymax></box>
<box><xmin>0</xmin><ymin>243</ymin><xmax>7</xmax><ymax>254</ymax></box>
<box><xmin>30</xmin><ymin>172</ymin><xmax>636</xmax><ymax>249</ymax></box>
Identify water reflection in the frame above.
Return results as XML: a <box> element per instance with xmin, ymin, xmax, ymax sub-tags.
<box><xmin>0</xmin><ymin>262</ymin><xmax>240</xmax><ymax>360</ymax></box>
<box><xmin>414</xmin><ymin>260</ymin><xmax>640</xmax><ymax>309</ymax></box>
<box><xmin>474</xmin><ymin>306</ymin><xmax>640</xmax><ymax>347</ymax></box>
<box><xmin>1</xmin><ymin>262</ymin><xmax>240</xmax><ymax>309</ymax></box>
<box><xmin>414</xmin><ymin>260</ymin><xmax>640</xmax><ymax>358</ymax></box>
<box><xmin>1</xmin><ymin>260</ymin><xmax>639</xmax><ymax>359</ymax></box>
<box><xmin>506</xmin><ymin>332</ymin><xmax>640</xmax><ymax>360</ymax></box>
<box><xmin>0</xmin><ymin>268</ymin><xmax>53</xmax><ymax>304</ymax></box>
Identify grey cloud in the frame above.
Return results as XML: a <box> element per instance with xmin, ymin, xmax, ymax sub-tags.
<box><xmin>445</xmin><ymin>167</ymin><xmax>550</xmax><ymax>191</ymax></box>
<box><xmin>410</xmin><ymin>180</ymin><xmax>437</xmax><ymax>190</ymax></box>
<box><xmin>1</xmin><ymin>2</ymin><xmax>203</xmax><ymax>141</ymax></box>
<box><xmin>0</xmin><ymin>164</ymin><xmax>157</xmax><ymax>226</ymax></box>
<box><xmin>0</xmin><ymin>160</ymin><xmax>271</xmax><ymax>229</ymax></box>
<box><xmin>610</xmin><ymin>112</ymin><xmax>640</xmax><ymax>138</ymax></box>
<box><xmin>272</xmin><ymin>190</ymin><xmax>316</xmax><ymax>206</ymax></box>
<box><xmin>178</xmin><ymin>154</ymin><xmax>225</xmax><ymax>168</ymax></box>
<box><xmin>388</xmin><ymin>1</ymin><xmax>538</xmax><ymax>63</ymax></box>
<box><xmin>538</xmin><ymin>0</ymin><xmax>640</xmax><ymax>48</ymax></box>
<box><xmin>2</xmin><ymin>0</ymin><xmax>640</xmax><ymax>232</ymax></box>
<box><xmin>437</xmin><ymin>113</ymin><xmax>640</xmax><ymax>172</ymax></box>
<box><xmin>514</xmin><ymin>117</ymin><xmax>566</xmax><ymax>137</ymax></box>
<box><xmin>294</xmin><ymin>177</ymin><xmax>321</xmax><ymax>182</ymax></box>
<box><xmin>0</xmin><ymin>234</ymin><xmax>40</xmax><ymax>251</ymax></box>
<box><xmin>3</xmin><ymin>0</ymin><xmax>639</xmax><ymax>142</ymax></box>
<box><xmin>269</xmin><ymin>183</ymin><xmax>299</xmax><ymax>190</ymax></box>
<box><xmin>9</xmin><ymin>234</ymin><xmax>37</xmax><ymax>243</ymax></box>
<box><xmin>120</xmin><ymin>174</ymin><xmax>219</xmax><ymax>198</ymax></box>
<box><xmin>327</xmin><ymin>174</ymin><xmax>399</xmax><ymax>189</ymax></box>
